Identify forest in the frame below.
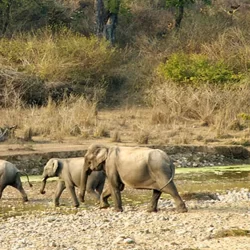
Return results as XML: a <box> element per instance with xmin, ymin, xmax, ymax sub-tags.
<box><xmin>1</xmin><ymin>0</ymin><xmax>250</xmax><ymax>145</ymax></box>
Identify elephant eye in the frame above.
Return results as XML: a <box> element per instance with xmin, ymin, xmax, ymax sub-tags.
<box><xmin>88</xmin><ymin>161</ymin><xmax>91</xmax><ymax>165</ymax></box>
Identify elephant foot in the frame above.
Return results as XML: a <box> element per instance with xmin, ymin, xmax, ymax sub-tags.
<box><xmin>23</xmin><ymin>197</ymin><xmax>28</xmax><ymax>202</ymax></box>
<box><xmin>99</xmin><ymin>199</ymin><xmax>110</xmax><ymax>209</ymax></box>
<box><xmin>79</xmin><ymin>194</ymin><xmax>85</xmax><ymax>203</ymax></box>
<box><xmin>147</xmin><ymin>207</ymin><xmax>158</xmax><ymax>213</ymax></box>
<box><xmin>100</xmin><ymin>203</ymin><xmax>110</xmax><ymax>209</ymax></box>
<box><xmin>114</xmin><ymin>207</ymin><xmax>123</xmax><ymax>212</ymax></box>
<box><xmin>54</xmin><ymin>199</ymin><xmax>60</xmax><ymax>207</ymax></box>
<box><xmin>74</xmin><ymin>203</ymin><xmax>80</xmax><ymax>208</ymax></box>
<box><xmin>176</xmin><ymin>204</ymin><xmax>188</xmax><ymax>213</ymax></box>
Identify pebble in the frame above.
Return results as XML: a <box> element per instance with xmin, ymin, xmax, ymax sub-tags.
<box><xmin>0</xmin><ymin>190</ymin><xmax>250</xmax><ymax>250</ymax></box>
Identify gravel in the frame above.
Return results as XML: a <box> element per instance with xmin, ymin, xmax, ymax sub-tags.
<box><xmin>1</xmin><ymin>189</ymin><xmax>250</xmax><ymax>250</ymax></box>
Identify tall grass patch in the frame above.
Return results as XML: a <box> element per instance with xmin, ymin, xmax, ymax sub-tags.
<box><xmin>0</xmin><ymin>28</ymin><xmax>117</xmax><ymax>106</ymax></box>
<box><xmin>202</xmin><ymin>27</ymin><xmax>250</xmax><ymax>73</ymax></box>
<box><xmin>146</xmin><ymin>81</ymin><xmax>250</xmax><ymax>134</ymax></box>
<box><xmin>35</xmin><ymin>95</ymin><xmax>97</xmax><ymax>138</ymax></box>
<box><xmin>0</xmin><ymin>95</ymin><xmax>97</xmax><ymax>139</ymax></box>
<box><xmin>0</xmin><ymin>28</ymin><xmax>116</xmax><ymax>82</ymax></box>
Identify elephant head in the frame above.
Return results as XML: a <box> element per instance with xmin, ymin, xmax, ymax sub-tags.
<box><xmin>79</xmin><ymin>144</ymin><xmax>108</xmax><ymax>202</ymax></box>
<box><xmin>40</xmin><ymin>159</ymin><xmax>59</xmax><ymax>194</ymax></box>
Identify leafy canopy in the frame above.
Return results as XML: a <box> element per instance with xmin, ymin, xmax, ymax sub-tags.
<box><xmin>165</xmin><ymin>0</ymin><xmax>211</xmax><ymax>7</ymax></box>
<box><xmin>104</xmin><ymin>0</ymin><xmax>121</xmax><ymax>14</ymax></box>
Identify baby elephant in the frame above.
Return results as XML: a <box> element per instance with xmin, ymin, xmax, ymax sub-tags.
<box><xmin>0</xmin><ymin>160</ymin><xmax>33</xmax><ymax>201</ymax></box>
<box><xmin>40</xmin><ymin>157</ymin><xmax>106</xmax><ymax>207</ymax></box>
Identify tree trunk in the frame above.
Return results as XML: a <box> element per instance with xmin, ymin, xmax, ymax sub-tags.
<box><xmin>175</xmin><ymin>0</ymin><xmax>184</xmax><ymax>28</ymax></box>
<box><xmin>95</xmin><ymin>0</ymin><xmax>119</xmax><ymax>45</ymax></box>
<box><xmin>2</xmin><ymin>0</ymin><xmax>12</xmax><ymax>36</ymax></box>
<box><xmin>95</xmin><ymin>0</ymin><xmax>106</xmax><ymax>37</ymax></box>
<box><xmin>104</xmin><ymin>13</ymin><xmax>118</xmax><ymax>45</ymax></box>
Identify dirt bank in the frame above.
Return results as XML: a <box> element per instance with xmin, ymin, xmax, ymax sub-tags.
<box><xmin>0</xmin><ymin>140</ymin><xmax>250</xmax><ymax>174</ymax></box>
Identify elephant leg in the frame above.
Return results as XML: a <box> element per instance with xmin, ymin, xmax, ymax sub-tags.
<box><xmin>147</xmin><ymin>189</ymin><xmax>162</xmax><ymax>212</ymax></box>
<box><xmin>0</xmin><ymin>184</ymin><xmax>6</xmax><ymax>199</ymax></box>
<box><xmin>161</xmin><ymin>181</ymin><xmax>187</xmax><ymax>213</ymax></box>
<box><xmin>119</xmin><ymin>183</ymin><xmax>125</xmax><ymax>191</ymax></box>
<box><xmin>54</xmin><ymin>181</ymin><xmax>66</xmax><ymax>207</ymax></box>
<box><xmin>86</xmin><ymin>187</ymin><xmax>100</xmax><ymax>201</ymax></box>
<box><xmin>12</xmin><ymin>177</ymin><xmax>28</xmax><ymax>202</ymax></box>
<box><xmin>0</xmin><ymin>175</ymin><xmax>3</xmax><ymax>198</ymax></box>
<box><xmin>109</xmin><ymin>175</ymin><xmax>123</xmax><ymax>212</ymax></box>
<box><xmin>100</xmin><ymin>185</ymin><xmax>111</xmax><ymax>209</ymax></box>
<box><xmin>110</xmin><ymin>186</ymin><xmax>123</xmax><ymax>212</ymax></box>
<box><xmin>95</xmin><ymin>180</ymin><xmax>105</xmax><ymax>198</ymax></box>
<box><xmin>66</xmin><ymin>184</ymin><xmax>79</xmax><ymax>208</ymax></box>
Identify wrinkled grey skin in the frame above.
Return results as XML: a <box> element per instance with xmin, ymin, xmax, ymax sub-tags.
<box><xmin>0</xmin><ymin>160</ymin><xmax>32</xmax><ymax>202</ymax></box>
<box><xmin>40</xmin><ymin>157</ymin><xmax>105</xmax><ymax>207</ymax></box>
<box><xmin>80</xmin><ymin>144</ymin><xmax>187</xmax><ymax>213</ymax></box>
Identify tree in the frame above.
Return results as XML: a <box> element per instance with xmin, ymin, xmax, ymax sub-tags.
<box><xmin>95</xmin><ymin>0</ymin><xmax>120</xmax><ymax>45</ymax></box>
<box><xmin>166</xmin><ymin>0</ymin><xmax>211</xmax><ymax>28</ymax></box>
<box><xmin>0</xmin><ymin>0</ymin><xmax>12</xmax><ymax>36</ymax></box>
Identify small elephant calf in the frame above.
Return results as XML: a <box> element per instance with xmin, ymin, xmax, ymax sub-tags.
<box><xmin>0</xmin><ymin>160</ymin><xmax>32</xmax><ymax>201</ymax></box>
<box><xmin>40</xmin><ymin>157</ymin><xmax>106</xmax><ymax>207</ymax></box>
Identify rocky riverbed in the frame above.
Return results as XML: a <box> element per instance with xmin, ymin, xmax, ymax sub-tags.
<box><xmin>0</xmin><ymin>188</ymin><xmax>250</xmax><ymax>250</ymax></box>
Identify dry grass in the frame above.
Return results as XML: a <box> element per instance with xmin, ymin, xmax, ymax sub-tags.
<box><xmin>135</xmin><ymin>130</ymin><xmax>150</xmax><ymax>144</ymax></box>
<box><xmin>111</xmin><ymin>131</ymin><xmax>122</xmax><ymax>143</ymax></box>
<box><xmin>94</xmin><ymin>123</ymin><xmax>110</xmax><ymax>138</ymax></box>
<box><xmin>1</xmin><ymin>81</ymin><xmax>250</xmax><ymax>146</ymax></box>
<box><xmin>202</xmin><ymin>27</ymin><xmax>250</xmax><ymax>72</ymax></box>
<box><xmin>1</xmin><ymin>95</ymin><xmax>97</xmax><ymax>140</ymax></box>
<box><xmin>147</xmin><ymin>81</ymin><xmax>250</xmax><ymax>129</ymax></box>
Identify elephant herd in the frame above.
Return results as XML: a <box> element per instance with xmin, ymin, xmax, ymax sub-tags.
<box><xmin>0</xmin><ymin>143</ymin><xmax>188</xmax><ymax>213</ymax></box>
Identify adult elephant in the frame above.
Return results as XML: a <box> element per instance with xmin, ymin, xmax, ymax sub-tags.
<box><xmin>80</xmin><ymin>144</ymin><xmax>187</xmax><ymax>213</ymax></box>
<box><xmin>40</xmin><ymin>157</ymin><xmax>106</xmax><ymax>207</ymax></box>
<box><xmin>0</xmin><ymin>160</ymin><xmax>32</xmax><ymax>201</ymax></box>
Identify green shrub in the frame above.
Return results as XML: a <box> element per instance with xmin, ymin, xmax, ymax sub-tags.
<box><xmin>157</xmin><ymin>53</ymin><xmax>241</xmax><ymax>84</ymax></box>
<box><xmin>0</xmin><ymin>28</ymin><xmax>116</xmax><ymax>83</ymax></box>
<box><xmin>0</xmin><ymin>28</ymin><xmax>119</xmax><ymax>105</ymax></box>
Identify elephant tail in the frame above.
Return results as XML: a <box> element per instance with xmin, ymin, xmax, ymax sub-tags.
<box><xmin>159</xmin><ymin>161</ymin><xmax>175</xmax><ymax>191</ymax></box>
<box><xmin>20</xmin><ymin>171</ymin><xmax>33</xmax><ymax>187</ymax></box>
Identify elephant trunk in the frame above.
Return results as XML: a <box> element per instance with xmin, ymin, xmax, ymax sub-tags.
<box><xmin>40</xmin><ymin>177</ymin><xmax>48</xmax><ymax>194</ymax></box>
<box><xmin>79</xmin><ymin>169</ymin><xmax>91</xmax><ymax>202</ymax></box>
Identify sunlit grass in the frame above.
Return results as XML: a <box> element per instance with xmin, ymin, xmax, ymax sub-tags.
<box><xmin>21</xmin><ymin>176</ymin><xmax>58</xmax><ymax>182</ymax></box>
<box><xmin>176</xmin><ymin>165</ymin><xmax>250</xmax><ymax>174</ymax></box>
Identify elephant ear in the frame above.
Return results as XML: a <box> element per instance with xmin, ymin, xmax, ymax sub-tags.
<box><xmin>94</xmin><ymin>147</ymin><xmax>108</xmax><ymax>168</ymax></box>
<box><xmin>52</xmin><ymin>159</ymin><xmax>59</xmax><ymax>175</ymax></box>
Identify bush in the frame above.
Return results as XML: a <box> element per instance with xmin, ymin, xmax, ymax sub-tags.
<box><xmin>0</xmin><ymin>28</ymin><xmax>116</xmax><ymax>82</ymax></box>
<box><xmin>0</xmin><ymin>28</ymin><xmax>118</xmax><ymax>105</ymax></box>
<box><xmin>202</xmin><ymin>27</ymin><xmax>250</xmax><ymax>73</ymax></box>
<box><xmin>157</xmin><ymin>53</ymin><xmax>241</xmax><ymax>84</ymax></box>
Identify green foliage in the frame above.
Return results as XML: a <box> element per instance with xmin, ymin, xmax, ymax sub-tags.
<box><xmin>0</xmin><ymin>0</ymin><xmax>71</xmax><ymax>36</ymax></box>
<box><xmin>157</xmin><ymin>53</ymin><xmax>241</xmax><ymax>84</ymax></box>
<box><xmin>119</xmin><ymin>0</ymin><xmax>132</xmax><ymax>18</ymax></box>
<box><xmin>0</xmin><ymin>28</ymin><xmax>116</xmax><ymax>83</ymax></box>
<box><xmin>166</xmin><ymin>0</ymin><xmax>194</xmax><ymax>7</ymax></box>
<box><xmin>238</xmin><ymin>113</ymin><xmax>250</xmax><ymax>121</ymax></box>
<box><xmin>104</xmin><ymin>0</ymin><xmax>121</xmax><ymax>14</ymax></box>
<box><xmin>165</xmin><ymin>0</ymin><xmax>211</xmax><ymax>8</ymax></box>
